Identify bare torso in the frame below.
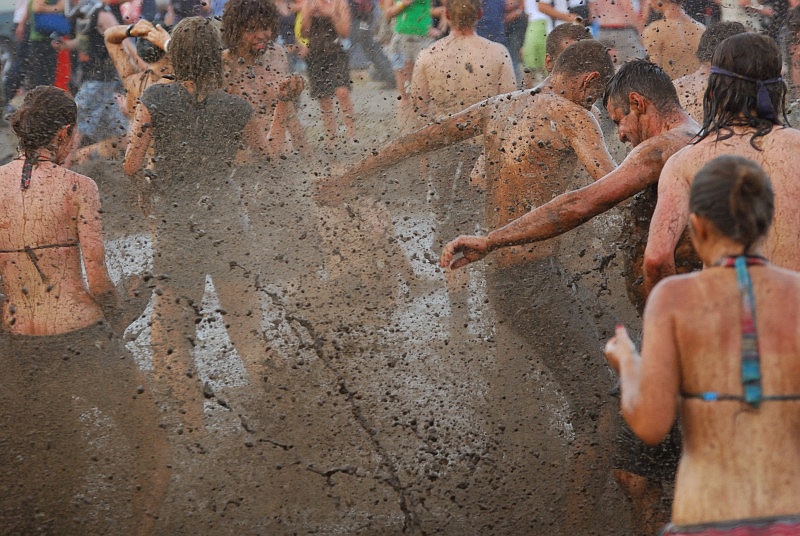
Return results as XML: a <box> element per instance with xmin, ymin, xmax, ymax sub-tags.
<box><xmin>483</xmin><ymin>90</ymin><xmax>610</xmax><ymax>265</ymax></box>
<box><xmin>673</xmin><ymin>65</ymin><xmax>708</xmax><ymax>123</ymax></box>
<box><xmin>670</xmin><ymin>126</ymin><xmax>800</xmax><ymax>271</ymax></box>
<box><xmin>410</xmin><ymin>33</ymin><xmax>517</xmax><ymax>120</ymax></box>
<box><xmin>0</xmin><ymin>160</ymin><xmax>110</xmax><ymax>334</ymax></box>
<box><xmin>664</xmin><ymin>265</ymin><xmax>800</xmax><ymax>523</ymax></box>
<box><xmin>223</xmin><ymin>45</ymin><xmax>290</xmax><ymax>133</ymax></box>
<box><xmin>641</xmin><ymin>16</ymin><xmax>704</xmax><ymax>79</ymax></box>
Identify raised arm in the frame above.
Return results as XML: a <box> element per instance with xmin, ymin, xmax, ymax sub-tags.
<box><xmin>440</xmin><ymin>136</ymin><xmax>665</xmax><ymax>269</ymax></box>
<box><xmin>604</xmin><ymin>279</ymin><xmax>681</xmax><ymax>445</ymax></box>
<box><xmin>105</xmin><ymin>20</ymin><xmax>155</xmax><ymax>82</ymax></box>
<box><xmin>643</xmin><ymin>150</ymin><xmax>692</xmax><ymax>294</ymax></box>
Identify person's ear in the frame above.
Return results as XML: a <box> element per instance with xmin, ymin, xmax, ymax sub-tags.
<box><xmin>628</xmin><ymin>91</ymin><xmax>648</xmax><ymax>114</ymax></box>
<box><xmin>544</xmin><ymin>52</ymin><xmax>554</xmax><ymax>72</ymax></box>
<box><xmin>582</xmin><ymin>71</ymin><xmax>600</xmax><ymax>89</ymax></box>
<box><xmin>689</xmin><ymin>213</ymin><xmax>710</xmax><ymax>242</ymax></box>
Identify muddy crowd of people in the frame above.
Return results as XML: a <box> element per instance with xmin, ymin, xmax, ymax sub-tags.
<box><xmin>2</xmin><ymin>0</ymin><xmax>800</xmax><ymax>533</ymax></box>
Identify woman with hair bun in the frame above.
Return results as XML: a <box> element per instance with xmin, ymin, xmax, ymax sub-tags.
<box><xmin>606</xmin><ymin>155</ymin><xmax>800</xmax><ymax>535</ymax></box>
<box><xmin>0</xmin><ymin>86</ymin><xmax>169</xmax><ymax>535</ymax></box>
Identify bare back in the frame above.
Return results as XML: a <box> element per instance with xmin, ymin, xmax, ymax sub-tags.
<box><xmin>410</xmin><ymin>33</ymin><xmax>517</xmax><ymax>120</ymax></box>
<box><xmin>641</xmin><ymin>17</ymin><xmax>704</xmax><ymax>79</ymax></box>
<box><xmin>660</xmin><ymin>265</ymin><xmax>800</xmax><ymax>523</ymax></box>
<box><xmin>668</xmin><ymin>127</ymin><xmax>800</xmax><ymax>271</ymax></box>
<box><xmin>673</xmin><ymin>66</ymin><xmax>708</xmax><ymax>123</ymax></box>
<box><xmin>0</xmin><ymin>160</ymin><xmax>112</xmax><ymax>335</ymax></box>
<box><xmin>483</xmin><ymin>90</ymin><xmax>614</xmax><ymax>264</ymax></box>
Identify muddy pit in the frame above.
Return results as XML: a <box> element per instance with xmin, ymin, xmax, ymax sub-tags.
<box><xmin>1</xmin><ymin>74</ymin><xmax>652</xmax><ymax>535</ymax></box>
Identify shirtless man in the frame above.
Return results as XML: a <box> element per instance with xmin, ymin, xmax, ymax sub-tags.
<box><xmin>323</xmin><ymin>40</ymin><xmax>621</xmax><ymax>532</ymax></box>
<box><xmin>640</xmin><ymin>0</ymin><xmax>705</xmax><ymax>79</ymax></box>
<box><xmin>672</xmin><ymin>21</ymin><xmax>746</xmax><ymax>123</ymax></box>
<box><xmin>439</xmin><ymin>60</ymin><xmax>699</xmax><ymax>534</ymax></box>
<box><xmin>644</xmin><ymin>32</ymin><xmax>800</xmax><ymax>292</ymax></box>
<box><xmin>409</xmin><ymin>0</ymin><xmax>516</xmax><ymax>122</ymax></box>
<box><xmin>408</xmin><ymin>0</ymin><xmax>516</xmax><ymax>329</ymax></box>
<box><xmin>590</xmin><ymin>0</ymin><xmax>645</xmax><ymax>65</ymax></box>
<box><xmin>221</xmin><ymin>0</ymin><xmax>306</xmax><ymax>156</ymax></box>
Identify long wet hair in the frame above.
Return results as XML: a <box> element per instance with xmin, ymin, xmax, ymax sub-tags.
<box><xmin>221</xmin><ymin>0</ymin><xmax>279</xmax><ymax>52</ymax></box>
<box><xmin>12</xmin><ymin>85</ymin><xmax>76</xmax><ymax>159</ymax></box>
<box><xmin>697</xmin><ymin>33</ymin><xmax>787</xmax><ymax>149</ymax></box>
<box><xmin>689</xmin><ymin>155</ymin><xmax>774</xmax><ymax>253</ymax></box>
<box><xmin>169</xmin><ymin>17</ymin><xmax>223</xmax><ymax>100</ymax></box>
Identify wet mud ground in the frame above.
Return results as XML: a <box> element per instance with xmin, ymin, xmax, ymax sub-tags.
<box><xmin>2</xmin><ymin>74</ymin><xmax>651</xmax><ymax>534</ymax></box>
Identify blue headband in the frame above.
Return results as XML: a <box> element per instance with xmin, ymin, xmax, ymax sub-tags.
<box><xmin>709</xmin><ymin>66</ymin><xmax>783</xmax><ymax>122</ymax></box>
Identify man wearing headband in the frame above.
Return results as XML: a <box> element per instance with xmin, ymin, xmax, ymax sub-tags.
<box><xmin>645</xmin><ymin>32</ymin><xmax>800</xmax><ymax>292</ymax></box>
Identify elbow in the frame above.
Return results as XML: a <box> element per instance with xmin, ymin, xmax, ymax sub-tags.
<box><xmin>622</xmin><ymin>405</ymin><xmax>674</xmax><ymax>446</ymax></box>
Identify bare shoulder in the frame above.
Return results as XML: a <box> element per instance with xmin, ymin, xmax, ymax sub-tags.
<box><xmin>647</xmin><ymin>271</ymin><xmax>697</xmax><ymax>312</ymax></box>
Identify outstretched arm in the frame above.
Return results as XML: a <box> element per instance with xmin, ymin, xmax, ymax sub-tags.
<box><xmin>440</xmin><ymin>137</ymin><xmax>665</xmax><ymax>269</ymax></box>
<box><xmin>604</xmin><ymin>280</ymin><xmax>680</xmax><ymax>445</ymax></box>
<box><xmin>318</xmin><ymin>100</ymin><xmax>491</xmax><ymax>200</ymax></box>
<box><xmin>643</xmin><ymin>151</ymin><xmax>692</xmax><ymax>294</ymax></box>
<box><xmin>123</xmin><ymin>103</ymin><xmax>153</xmax><ymax>176</ymax></box>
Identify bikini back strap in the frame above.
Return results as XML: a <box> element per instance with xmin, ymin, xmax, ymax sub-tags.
<box><xmin>734</xmin><ymin>255</ymin><xmax>762</xmax><ymax>408</ymax></box>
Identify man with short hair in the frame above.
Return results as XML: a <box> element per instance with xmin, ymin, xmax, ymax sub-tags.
<box><xmin>439</xmin><ymin>59</ymin><xmax>700</xmax><ymax>535</ymax></box>
<box><xmin>323</xmin><ymin>40</ymin><xmax>620</xmax><ymax>533</ymax></box>
<box><xmin>645</xmin><ymin>32</ymin><xmax>800</xmax><ymax>291</ymax></box>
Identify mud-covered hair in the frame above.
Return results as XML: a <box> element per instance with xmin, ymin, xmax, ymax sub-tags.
<box><xmin>552</xmin><ymin>40</ymin><xmax>614</xmax><ymax>85</ymax></box>
<box><xmin>222</xmin><ymin>0</ymin><xmax>279</xmax><ymax>51</ymax></box>
<box><xmin>695</xmin><ymin>21</ymin><xmax>745</xmax><ymax>63</ymax></box>
<box><xmin>12</xmin><ymin>85</ymin><xmax>76</xmax><ymax>156</ymax></box>
<box><xmin>690</xmin><ymin>155</ymin><xmax>774</xmax><ymax>251</ymax></box>
<box><xmin>170</xmin><ymin>17</ymin><xmax>223</xmax><ymax>98</ymax></box>
<box><xmin>446</xmin><ymin>0</ymin><xmax>482</xmax><ymax>30</ymax></box>
<box><xmin>545</xmin><ymin>22</ymin><xmax>592</xmax><ymax>59</ymax></box>
<box><xmin>602</xmin><ymin>58</ymin><xmax>680</xmax><ymax>113</ymax></box>
<box><xmin>697</xmin><ymin>33</ymin><xmax>786</xmax><ymax>149</ymax></box>
<box><xmin>137</xmin><ymin>24</ymin><xmax>170</xmax><ymax>63</ymax></box>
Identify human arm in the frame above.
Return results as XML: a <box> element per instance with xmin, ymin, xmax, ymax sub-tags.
<box><xmin>504</xmin><ymin>0</ymin><xmax>526</xmax><ymax>23</ymax></box>
<box><xmin>123</xmin><ymin>103</ymin><xmax>153</xmax><ymax>176</ymax></box>
<box><xmin>105</xmin><ymin>19</ymin><xmax>155</xmax><ymax>81</ymax></box>
<box><xmin>566</xmin><ymin>106</ymin><xmax>617</xmax><ymax>181</ymax></box>
<box><xmin>439</xmin><ymin>137</ymin><xmax>664</xmax><ymax>269</ymax></box>
<box><xmin>145</xmin><ymin>23</ymin><xmax>170</xmax><ymax>51</ymax></box>
<box><xmin>642</xmin><ymin>151</ymin><xmax>692</xmax><ymax>294</ymax></box>
<box><xmin>317</xmin><ymin>101</ymin><xmax>490</xmax><ymax>201</ymax></box>
<box><xmin>408</xmin><ymin>53</ymin><xmax>431</xmax><ymax>119</ymax></box>
<box><xmin>76</xmin><ymin>178</ymin><xmax>123</xmax><ymax>332</ymax></box>
<box><xmin>537</xmin><ymin>0</ymin><xmax>582</xmax><ymax>22</ymax></box>
<box><xmin>383</xmin><ymin>0</ymin><xmax>412</xmax><ymax>19</ymax></box>
<box><xmin>604</xmin><ymin>281</ymin><xmax>681</xmax><ymax>445</ymax></box>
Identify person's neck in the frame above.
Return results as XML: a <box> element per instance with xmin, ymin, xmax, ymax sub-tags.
<box><xmin>450</xmin><ymin>27</ymin><xmax>476</xmax><ymax>37</ymax></box>
<box><xmin>662</xmin><ymin>3</ymin><xmax>689</xmax><ymax>20</ymax></box>
<box><xmin>702</xmin><ymin>237</ymin><xmax>756</xmax><ymax>267</ymax></box>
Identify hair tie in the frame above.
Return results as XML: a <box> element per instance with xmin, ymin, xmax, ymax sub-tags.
<box><xmin>709</xmin><ymin>66</ymin><xmax>782</xmax><ymax>123</ymax></box>
<box><xmin>20</xmin><ymin>156</ymin><xmax>33</xmax><ymax>189</ymax></box>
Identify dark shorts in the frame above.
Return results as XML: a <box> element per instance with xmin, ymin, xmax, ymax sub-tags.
<box><xmin>659</xmin><ymin>514</ymin><xmax>800</xmax><ymax>535</ymax></box>
<box><xmin>307</xmin><ymin>49</ymin><xmax>351</xmax><ymax>99</ymax></box>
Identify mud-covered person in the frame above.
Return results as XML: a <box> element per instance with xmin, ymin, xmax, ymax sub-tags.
<box><xmin>606</xmin><ymin>155</ymin><xmax>800</xmax><ymax>536</ymax></box>
<box><xmin>222</xmin><ymin>0</ymin><xmax>307</xmax><ymax>156</ymax></box>
<box><xmin>124</xmin><ymin>17</ymin><xmax>271</xmax><ymax>432</ymax></box>
<box><xmin>408</xmin><ymin>0</ymin><xmax>516</xmax><ymax>330</ymax></box>
<box><xmin>0</xmin><ymin>86</ymin><xmax>169</xmax><ymax>536</ymax></box>
<box><xmin>672</xmin><ymin>21</ymin><xmax>746</xmax><ymax>124</ymax></box>
<box><xmin>640</xmin><ymin>0</ymin><xmax>705</xmax><ymax>80</ymax></box>
<box><xmin>645</xmin><ymin>32</ymin><xmax>800</xmax><ymax>292</ymax></box>
<box><xmin>321</xmin><ymin>40</ymin><xmax>624</xmax><ymax>533</ymax></box>
<box><xmin>440</xmin><ymin>60</ymin><xmax>701</xmax><ymax>534</ymax></box>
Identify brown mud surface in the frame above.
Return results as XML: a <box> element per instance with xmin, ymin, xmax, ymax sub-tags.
<box><xmin>1</xmin><ymin>72</ymin><xmax>652</xmax><ymax>535</ymax></box>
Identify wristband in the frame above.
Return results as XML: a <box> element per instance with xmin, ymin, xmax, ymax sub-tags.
<box><xmin>125</xmin><ymin>24</ymin><xmax>134</xmax><ymax>37</ymax></box>
<box><xmin>163</xmin><ymin>37</ymin><xmax>170</xmax><ymax>53</ymax></box>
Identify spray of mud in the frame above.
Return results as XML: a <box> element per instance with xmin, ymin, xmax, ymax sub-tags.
<box><xmin>0</xmin><ymin>75</ymin><xmax>656</xmax><ymax>534</ymax></box>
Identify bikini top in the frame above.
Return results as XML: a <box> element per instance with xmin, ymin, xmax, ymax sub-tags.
<box><xmin>681</xmin><ymin>254</ymin><xmax>800</xmax><ymax>407</ymax></box>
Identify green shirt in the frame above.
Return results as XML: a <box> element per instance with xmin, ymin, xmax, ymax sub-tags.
<box><xmin>393</xmin><ymin>0</ymin><xmax>431</xmax><ymax>36</ymax></box>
